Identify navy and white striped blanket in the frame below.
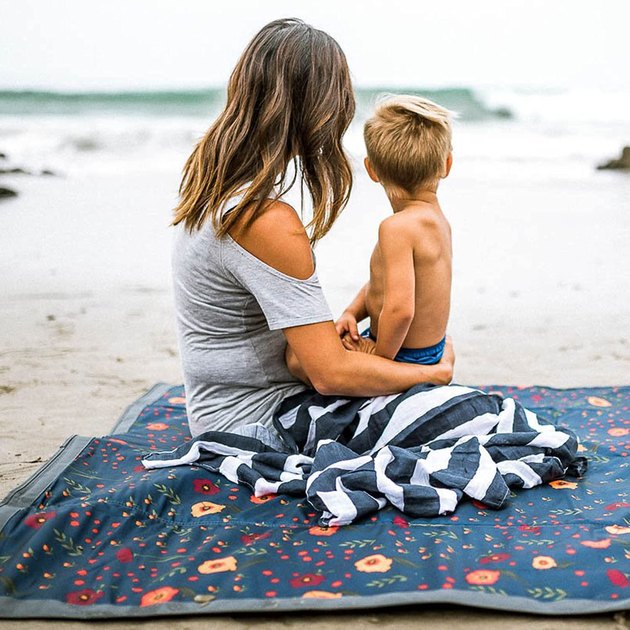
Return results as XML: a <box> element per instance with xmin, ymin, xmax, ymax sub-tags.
<box><xmin>142</xmin><ymin>384</ymin><xmax>587</xmax><ymax>526</ymax></box>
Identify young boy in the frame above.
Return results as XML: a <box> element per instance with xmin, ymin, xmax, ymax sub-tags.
<box><xmin>336</xmin><ymin>95</ymin><xmax>453</xmax><ymax>365</ymax></box>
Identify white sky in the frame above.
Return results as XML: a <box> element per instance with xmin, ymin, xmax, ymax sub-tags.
<box><xmin>1</xmin><ymin>0</ymin><xmax>629</xmax><ymax>91</ymax></box>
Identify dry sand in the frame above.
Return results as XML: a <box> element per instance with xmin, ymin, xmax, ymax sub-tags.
<box><xmin>0</xmin><ymin>164</ymin><xmax>629</xmax><ymax>627</ymax></box>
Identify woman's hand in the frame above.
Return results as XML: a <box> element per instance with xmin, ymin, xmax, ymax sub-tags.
<box><xmin>341</xmin><ymin>332</ymin><xmax>376</xmax><ymax>354</ymax></box>
<box><xmin>335</xmin><ymin>311</ymin><xmax>360</xmax><ymax>341</ymax></box>
<box><xmin>285</xmin><ymin>321</ymin><xmax>455</xmax><ymax>396</ymax></box>
<box><xmin>341</xmin><ymin>333</ymin><xmax>454</xmax><ymax>383</ymax></box>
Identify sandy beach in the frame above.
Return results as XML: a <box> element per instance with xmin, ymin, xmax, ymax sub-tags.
<box><xmin>0</xmin><ymin>153</ymin><xmax>629</xmax><ymax>627</ymax></box>
<box><xmin>3</xmin><ymin>0</ymin><xmax>630</xmax><ymax>619</ymax></box>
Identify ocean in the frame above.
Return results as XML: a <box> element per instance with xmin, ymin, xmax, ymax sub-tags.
<box><xmin>1</xmin><ymin>86</ymin><xmax>629</xmax><ymax>179</ymax></box>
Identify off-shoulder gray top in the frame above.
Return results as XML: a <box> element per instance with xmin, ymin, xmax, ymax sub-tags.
<box><xmin>171</xmin><ymin>192</ymin><xmax>332</xmax><ymax>436</ymax></box>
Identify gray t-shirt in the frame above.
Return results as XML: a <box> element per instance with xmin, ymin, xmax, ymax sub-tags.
<box><xmin>172</xmin><ymin>193</ymin><xmax>332</xmax><ymax>437</ymax></box>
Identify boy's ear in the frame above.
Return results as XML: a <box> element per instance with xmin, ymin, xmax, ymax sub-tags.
<box><xmin>443</xmin><ymin>152</ymin><xmax>453</xmax><ymax>178</ymax></box>
<box><xmin>364</xmin><ymin>157</ymin><xmax>380</xmax><ymax>183</ymax></box>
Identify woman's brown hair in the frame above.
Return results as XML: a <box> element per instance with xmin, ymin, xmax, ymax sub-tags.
<box><xmin>172</xmin><ymin>18</ymin><xmax>355</xmax><ymax>243</ymax></box>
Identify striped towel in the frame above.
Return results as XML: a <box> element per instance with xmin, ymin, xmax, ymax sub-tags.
<box><xmin>142</xmin><ymin>384</ymin><xmax>587</xmax><ymax>526</ymax></box>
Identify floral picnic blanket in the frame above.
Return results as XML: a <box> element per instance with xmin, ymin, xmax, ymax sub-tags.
<box><xmin>0</xmin><ymin>384</ymin><xmax>628</xmax><ymax>618</ymax></box>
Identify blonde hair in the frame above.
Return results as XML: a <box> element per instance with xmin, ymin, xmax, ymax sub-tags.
<box><xmin>172</xmin><ymin>18</ymin><xmax>355</xmax><ymax>244</ymax></box>
<box><xmin>364</xmin><ymin>94</ymin><xmax>454</xmax><ymax>195</ymax></box>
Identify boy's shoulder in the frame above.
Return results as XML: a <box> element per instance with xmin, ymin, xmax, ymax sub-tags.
<box><xmin>379</xmin><ymin>206</ymin><xmax>447</xmax><ymax>238</ymax></box>
<box><xmin>378</xmin><ymin>207</ymin><xmax>450</xmax><ymax>261</ymax></box>
<box><xmin>379</xmin><ymin>211</ymin><xmax>410</xmax><ymax>229</ymax></box>
<box><xmin>377</xmin><ymin>212</ymin><xmax>415</xmax><ymax>245</ymax></box>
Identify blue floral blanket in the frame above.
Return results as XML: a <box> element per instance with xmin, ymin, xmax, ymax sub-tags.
<box><xmin>0</xmin><ymin>383</ymin><xmax>628</xmax><ymax>618</ymax></box>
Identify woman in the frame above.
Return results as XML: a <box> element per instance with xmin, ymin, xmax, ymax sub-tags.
<box><xmin>171</xmin><ymin>18</ymin><xmax>454</xmax><ymax>437</ymax></box>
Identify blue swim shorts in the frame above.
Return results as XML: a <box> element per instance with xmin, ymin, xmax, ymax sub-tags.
<box><xmin>361</xmin><ymin>328</ymin><xmax>446</xmax><ymax>365</ymax></box>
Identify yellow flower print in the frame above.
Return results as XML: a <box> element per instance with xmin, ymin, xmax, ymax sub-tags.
<box><xmin>465</xmin><ymin>570</ymin><xmax>501</xmax><ymax>585</ymax></box>
<box><xmin>168</xmin><ymin>396</ymin><xmax>186</xmax><ymax>404</ymax></box>
<box><xmin>190</xmin><ymin>501</ymin><xmax>225</xmax><ymax>517</ymax></box>
<box><xmin>548</xmin><ymin>480</ymin><xmax>577</xmax><ymax>490</ymax></box>
<box><xmin>198</xmin><ymin>556</ymin><xmax>238</xmax><ymax>574</ymax></box>
<box><xmin>586</xmin><ymin>396</ymin><xmax>611</xmax><ymax>407</ymax></box>
<box><xmin>354</xmin><ymin>554</ymin><xmax>393</xmax><ymax>573</ymax></box>
<box><xmin>532</xmin><ymin>556</ymin><xmax>557</xmax><ymax>569</ymax></box>
<box><xmin>302</xmin><ymin>590</ymin><xmax>343</xmax><ymax>599</ymax></box>
<box><xmin>605</xmin><ymin>525</ymin><xmax>630</xmax><ymax>535</ymax></box>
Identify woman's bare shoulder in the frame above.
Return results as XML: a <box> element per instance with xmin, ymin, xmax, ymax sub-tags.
<box><xmin>228</xmin><ymin>200</ymin><xmax>315</xmax><ymax>280</ymax></box>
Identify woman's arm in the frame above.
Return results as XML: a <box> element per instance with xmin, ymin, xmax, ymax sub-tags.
<box><xmin>285</xmin><ymin>343</ymin><xmax>313</xmax><ymax>388</ymax></box>
<box><xmin>229</xmin><ymin>201</ymin><xmax>453</xmax><ymax>396</ymax></box>
<box><xmin>285</xmin><ymin>322</ymin><xmax>453</xmax><ymax>395</ymax></box>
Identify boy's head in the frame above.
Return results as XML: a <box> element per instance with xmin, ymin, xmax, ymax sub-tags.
<box><xmin>363</xmin><ymin>95</ymin><xmax>454</xmax><ymax>197</ymax></box>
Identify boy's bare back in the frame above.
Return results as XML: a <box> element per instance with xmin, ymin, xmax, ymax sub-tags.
<box><xmin>366</xmin><ymin>197</ymin><xmax>451</xmax><ymax>351</ymax></box>
<box><xmin>335</xmin><ymin>94</ymin><xmax>455</xmax><ymax>362</ymax></box>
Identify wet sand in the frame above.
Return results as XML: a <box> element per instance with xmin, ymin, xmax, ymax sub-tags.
<box><xmin>0</xmin><ymin>164</ymin><xmax>629</xmax><ymax>628</ymax></box>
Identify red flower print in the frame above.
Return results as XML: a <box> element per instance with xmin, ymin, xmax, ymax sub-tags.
<box><xmin>392</xmin><ymin>515</ymin><xmax>409</xmax><ymax>528</ymax></box>
<box><xmin>605</xmin><ymin>502</ymin><xmax>630</xmax><ymax>511</ymax></box>
<box><xmin>241</xmin><ymin>531</ymin><xmax>272</xmax><ymax>546</ymax></box>
<box><xmin>25</xmin><ymin>511</ymin><xmax>56</xmax><ymax>529</ymax></box>
<box><xmin>116</xmin><ymin>547</ymin><xmax>134</xmax><ymax>563</ymax></box>
<box><xmin>66</xmin><ymin>588</ymin><xmax>104</xmax><ymax>606</ymax></box>
<box><xmin>479</xmin><ymin>553</ymin><xmax>511</xmax><ymax>564</ymax></box>
<box><xmin>606</xmin><ymin>569</ymin><xmax>630</xmax><ymax>588</ymax></box>
<box><xmin>518</xmin><ymin>524</ymin><xmax>541</xmax><ymax>534</ymax></box>
<box><xmin>193</xmin><ymin>479</ymin><xmax>220</xmax><ymax>495</ymax></box>
<box><xmin>290</xmin><ymin>573</ymin><xmax>325</xmax><ymax>589</ymax></box>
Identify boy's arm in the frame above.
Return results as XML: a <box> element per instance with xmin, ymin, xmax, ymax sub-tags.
<box><xmin>335</xmin><ymin>282</ymin><xmax>369</xmax><ymax>341</ymax></box>
<box><xmin>374</xmin><ymin>217</ymin><xmax>416</xmax><ymax>360</ymax></box>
